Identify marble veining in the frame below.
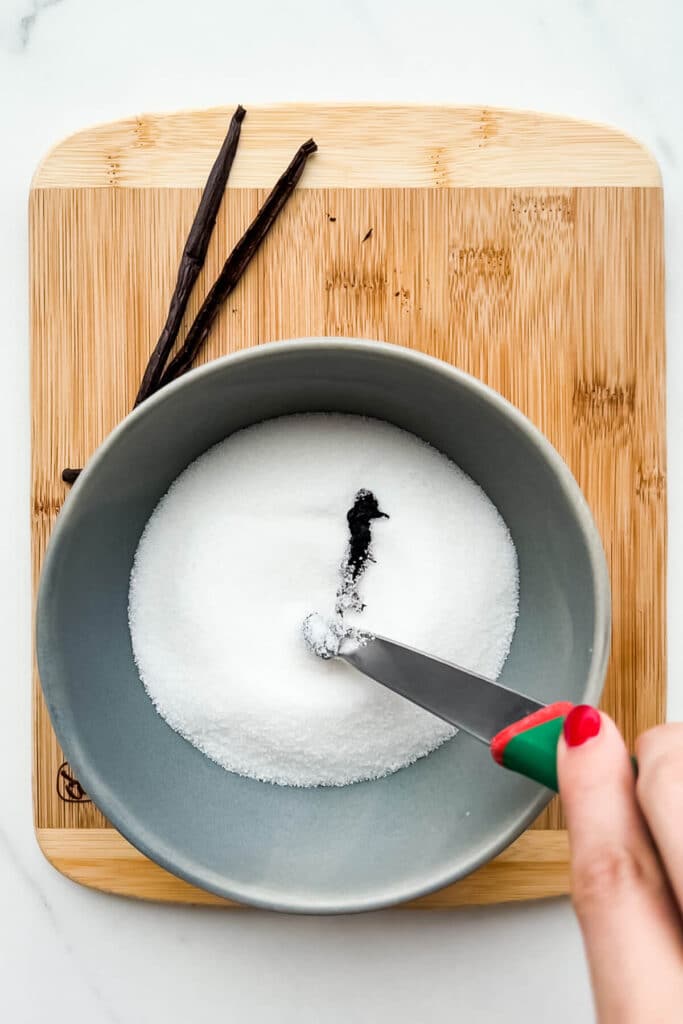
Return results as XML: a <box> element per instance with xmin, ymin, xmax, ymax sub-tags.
<box><xmin>1</xmin><ymin>0</ymin><xmax>65</xmax><ymax>52</ymax></box>
<box><xmin>18</xmin><ymin>0</ymin><xmax>65</xmax><ymax>50</ymax></box>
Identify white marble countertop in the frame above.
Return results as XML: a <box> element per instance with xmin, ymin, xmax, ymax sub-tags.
<box><xmin>1</xmin><ymin>1</ymin><xmax>681</xmax><ymax>1020</ymax></box>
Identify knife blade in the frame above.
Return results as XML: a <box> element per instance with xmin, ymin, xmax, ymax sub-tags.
<box><xmin>340</xmin><ymin>634</ymin><xmax>574</xmax><ymax>791</ymax></box>
<box><xmin>341</xmin><ymin>634</ymin><xmax>543</xmax><ymax>743</ymax></box>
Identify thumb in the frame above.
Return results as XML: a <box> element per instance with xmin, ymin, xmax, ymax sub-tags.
<box><xmin>558</xmin><ymin>706</ymin><xmax>683</xmax><ymax>1023</ymax></box>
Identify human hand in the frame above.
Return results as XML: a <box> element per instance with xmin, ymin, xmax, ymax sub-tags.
<box><xmin>558</xmin><ymin>710</ymin><xmax>683</xmax><ymax>1023</ymax></box>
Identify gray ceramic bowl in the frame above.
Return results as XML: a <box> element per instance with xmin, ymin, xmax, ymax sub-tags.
<box><xmin>37</xmin><ymin>338</ymin><xmax>610</xmax><ymax>913</ymax></box>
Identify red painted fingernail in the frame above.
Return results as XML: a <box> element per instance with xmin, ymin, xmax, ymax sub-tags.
<box><xmin>563</xmin><ymin>705</ymin><xmax>601</xmax><ymax>747</ymax></box>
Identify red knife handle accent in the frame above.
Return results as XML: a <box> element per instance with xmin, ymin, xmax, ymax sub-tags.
<box><xmin>490</xmin><ymin>701</ymin><xmax>574</xmax><ymax>792</ymax></box>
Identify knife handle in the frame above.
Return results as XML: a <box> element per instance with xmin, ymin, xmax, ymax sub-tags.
<box><xmin>490</xmin><ymin>705</ymin><xmax>639</xmax><ymax>792</ymax></box>
<box><xmin>490</xmin><ymin>702</ymin><xmax>575</xmax><ymax>791</ymax></box>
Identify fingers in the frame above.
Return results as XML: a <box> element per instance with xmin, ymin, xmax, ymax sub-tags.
<box><xmin>636</xmin><ymin>723</ymin><xmax>683</xmax><ymax>912</ymax></box>
<box><xmin>558</xmin><ymin>707</ymin><xmax>683</xmax><ymax>1023</ymax></box>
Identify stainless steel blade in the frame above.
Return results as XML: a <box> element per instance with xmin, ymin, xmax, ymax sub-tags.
<box><xmin>340</xmin><ymin>635</ymin><xmax>544</xmax><ymax>744</ymax></box>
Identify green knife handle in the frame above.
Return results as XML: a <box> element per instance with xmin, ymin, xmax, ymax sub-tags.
<box><xmin>490</xmin><ymin>702</ymin><xmax>574</xmax><ymax>791</ymax></box>
<box><xmin>490</xmin><ymin>705</ymin><xmax>639</xmax><ymax>792</ymax></box>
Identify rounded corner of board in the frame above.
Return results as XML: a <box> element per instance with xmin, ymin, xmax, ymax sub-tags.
<box><xmin>600</xmin><ymin>124</ymin><xmax>663</xmax><ymax>187</ymax></box>
<box><xmin>33</xmin><ymin>827</ymin><xmax>89</xmax><ymax>890</ymax></box>
<box><xmin>30</xmin><ymin>139</ymin><xmax>66</xmax><ymax>191</ymax></box>
<box><xmin>30</xmin><ymin>128</ymin><xmax>92</xmax><ymax>191</ymax></box>
<box><xmin>34</xmin><ymin>828</ymin><xmax>127</xmax><ymax>905</ymax></box>
<box><xmin>507</xmin><ymin>107</ymin><xmax>664</xmax><ymax>187</ymax></box>
<box><xmin>631</xmin><ymin>140</ymin><xmax>663</xmax><ymax>187</ymax></box>
<box><xmin>29</xmin><ymin>112</ymin><xmax>147</xmax><ymax>191</ymax></box>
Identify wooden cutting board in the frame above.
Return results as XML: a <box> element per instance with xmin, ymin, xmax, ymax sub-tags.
<box><xmin>30</xmin><ymin>105</ymin><xmax>666</xmax><ymax>908</ymax></box>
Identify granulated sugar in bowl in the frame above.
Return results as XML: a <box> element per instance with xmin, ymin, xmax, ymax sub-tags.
<box><xmin>37</xmin><ymin>339</ymin><xmax>610</xmax><ymax>912</ymax></box>
<box><xmin>129</xmin><ymin>413</ymin><xmax>519</xmax><ymax>787</ymax></box>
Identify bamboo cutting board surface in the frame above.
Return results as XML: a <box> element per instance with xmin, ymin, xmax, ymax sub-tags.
<box><xmin>30</xmin><ymin>105</ymin><xmax>666</xmax><ymax>908</ymax></box>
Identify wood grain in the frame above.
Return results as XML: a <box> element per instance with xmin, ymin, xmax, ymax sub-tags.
<box><xmin>30</xmin><ymin>105</ymin><xmax>665</xmax><ymax>906</ymax></box>
<box><xmin>32</xmin><ymin>105</ymin><xmax>661</xmax><ymax>190</ymax></box>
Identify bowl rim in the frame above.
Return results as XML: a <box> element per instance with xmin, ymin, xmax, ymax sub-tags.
<box><xmin>37</xmin><ymin>337</ymin><xmax>611</xmax><ymax>913</ymax></box>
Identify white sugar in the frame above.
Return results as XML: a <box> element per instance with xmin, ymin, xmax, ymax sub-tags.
<box><xmin>128</xmin><ymin>414</ymin><xmax>519</xmax><ymax>787</ymax></box>
<box><xmin>302</xmin><ymin>613</ymin><xmax>345</xmax><ymax>659</ymax></box>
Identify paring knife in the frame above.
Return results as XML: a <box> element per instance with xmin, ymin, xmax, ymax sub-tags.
<box><xmin>340</xmin><ymin>635</ymin><xmax>575</xmax><ymax>791</ymax></box>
